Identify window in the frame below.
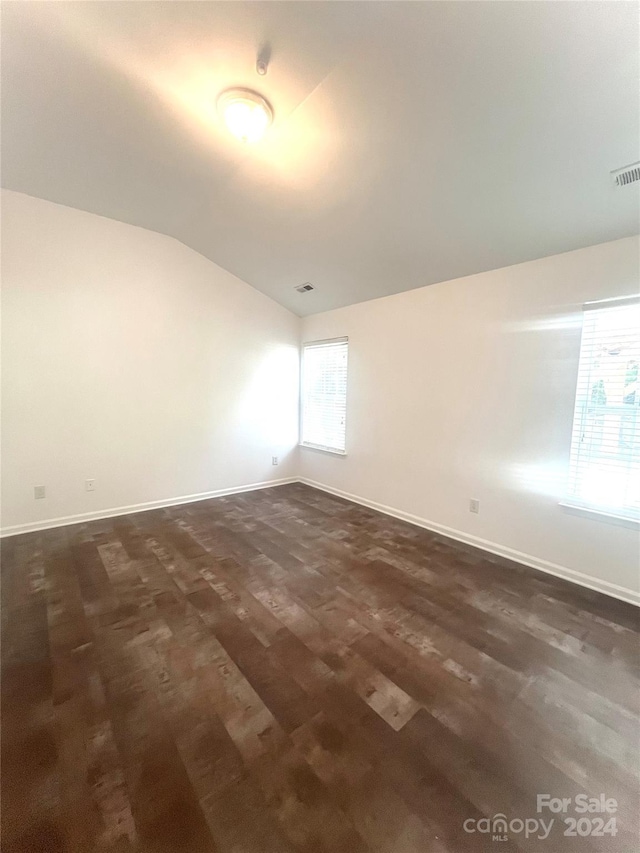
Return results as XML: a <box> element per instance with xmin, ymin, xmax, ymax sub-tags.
<box><xmin>567</xmin><ymin>299</ymin><xmax>640</xmax><ymax>521</ymax></box>
<box><xmin>301</xmin><ymin>338</ymin><xmax>348</xmax><ymax>453</ymax></box>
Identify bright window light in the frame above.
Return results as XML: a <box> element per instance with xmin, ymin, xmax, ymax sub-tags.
<box><xmin>567</xmin><ymin>300</ymin><xmax>640</xmax><ymax>520</ymax></box>
<box><xmin>301</xmin><ymin>338</ymin><xmax>348</xmax><ymax>453</ymax></box>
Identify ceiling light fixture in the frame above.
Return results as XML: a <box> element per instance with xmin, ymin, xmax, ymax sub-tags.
<box><xmin>217</xmin><ymin>88</ymin><xmax>273</xmax><ymax>143</ymax></box>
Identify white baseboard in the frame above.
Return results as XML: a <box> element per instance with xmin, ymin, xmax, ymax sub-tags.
<box><xmin>3</xmin><ymin>474</ymin><xmax>638</xmax><ymax>608</ymax></box>
<box><xmin>0</xmin><ymin>477</ymin><xmax>297</xmax><ymax>538</ymax></box>
<box><xmin>298</xmin><ymin>477</ymin><xmax>640</xmax><ymax>608</ymax></box>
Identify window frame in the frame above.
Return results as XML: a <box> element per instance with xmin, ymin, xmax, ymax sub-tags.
<box><xmin>563</xmin><ymin>296</ymin><xmax>640</xmax><ymax>526</ymax></box>
<box><xmin>299</xmin><ymin>336</ymin><xmax>348</xmax><ymax>456</ymax></box>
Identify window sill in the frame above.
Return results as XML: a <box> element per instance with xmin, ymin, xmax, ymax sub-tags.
<box><xmin>559</xmin><ymin>502</ymin><xmax>640</xmax><ymax>530</ymax></box>
<box><xmin>299</xmin><ymin>443</ymin><xmax>347</xmax><ymax>457</ymax></box>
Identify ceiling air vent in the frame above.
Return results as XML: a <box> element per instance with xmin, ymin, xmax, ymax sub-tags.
<box><xmin>295</xmin><ymin>283</ymin><xmax>314</xmax><ymax>293</ymax></box>
<box><xmin>611</xmin><ymin>162</ymin><xmax>640</xmax><ymax>187</ymax></box>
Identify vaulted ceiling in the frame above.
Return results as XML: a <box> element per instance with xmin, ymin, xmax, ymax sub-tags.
<box><xmin>2</xmin><ymin>1</ymin><xmax>639</xmax><ymax>315</ymax></box>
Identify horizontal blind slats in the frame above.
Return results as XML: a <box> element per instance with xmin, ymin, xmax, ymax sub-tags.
<box><xmin>568</xmin><ymin>303</ymin><xmax>640</xmax><ymax>518</ymax></box>
<box><xmin>301</xmin><ymin>339</ymin><xmax>348</xmax><ymax>452</ymax></box>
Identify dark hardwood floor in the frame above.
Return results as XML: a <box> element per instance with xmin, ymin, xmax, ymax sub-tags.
<box><xmin>2</xmin><ymin>482</ymin><xmax>639</xmax><ymax>852</ymax></box>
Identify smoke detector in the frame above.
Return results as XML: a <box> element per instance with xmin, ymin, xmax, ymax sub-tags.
<box><xmin>295</xmin><ymin>283</ymin><xmax>314</xmax><ymax>293</ymax></box>
<box><xmin>611</xmin><ymin>162</ymin><xmax>640</xmax><ymax>187</ymax></box>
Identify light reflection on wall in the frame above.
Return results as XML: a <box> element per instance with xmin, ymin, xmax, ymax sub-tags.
<box><xmin>508</xmin><ymin>461</ymin><xmax>568</xmax><ymax>500</ymax></box>
<box><xmin>235</xmin><ymin>343</ymin><xmax>299</xmax><ymax>449</ymax></box>
<box><xmin>494</xmin><ymin>307</ymin><xmax>582</xmax><ymax>501</ymax></box>
<box><xmin>502</xmin><ymin>310</ymin><xmax>583</xmax><ymax>334</ymax></box>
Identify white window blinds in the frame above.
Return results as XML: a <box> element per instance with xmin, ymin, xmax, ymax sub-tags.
<box><xmin>301</xmin><ymin>338</ymin><xmax>348</xmax><ymax>453</ymax></box>
<box><xmin>568</xmin><ymin>300</ymin><xmax>640</xmax><ymax>520</ymax></box>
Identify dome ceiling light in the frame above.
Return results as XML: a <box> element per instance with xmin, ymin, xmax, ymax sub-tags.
<box><xmin>217</xmin><ymin>88</ymin><xmax>273</xmax><ymax>144</ymax></box>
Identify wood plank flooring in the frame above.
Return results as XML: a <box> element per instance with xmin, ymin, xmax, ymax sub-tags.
<box><xmin>2</xmin><ymin>482</ymin><xmax>639</xmax><ymax>852</ymax></box>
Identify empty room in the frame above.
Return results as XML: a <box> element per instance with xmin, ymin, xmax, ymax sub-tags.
<box><xmin>1</xmin><ymin>1</ymin><xmax>639</xmax><ymax>851</ymax></box>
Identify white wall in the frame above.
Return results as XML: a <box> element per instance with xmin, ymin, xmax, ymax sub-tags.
<box><xmin>299</xmin><ymin>237</ymin><xmax>640</xmax><ymax>603</ymax></box>
<box><xmin>1</xmin><ymin>190</ymin><xmax>299</xmax><ymax>532</ymax></box>
<box><xmin>2</xmin><ymin>189</ymin><xmax>638</xmax><ymax>604</ymax></box>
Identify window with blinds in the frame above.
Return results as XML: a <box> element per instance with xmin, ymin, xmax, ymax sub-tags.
<box><xmin>301</xmin><ymin>338</ymin><xmax>348</xmax><ymax>453</ymax></box>
<box><xmin>568</xmin><ymin>299</ymin><xmax>640</xmax><ymax>520</ymax></box>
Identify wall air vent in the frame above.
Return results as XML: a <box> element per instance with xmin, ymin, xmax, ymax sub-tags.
<box><xmin>295</xmin><ymin>283</ymin><xmax>315</xmax><ymax>293</ymax></box>
<box><xmin>611</xmin><ymin>162</ymin><xmax>640</xmax><ymax>187</ymax></box>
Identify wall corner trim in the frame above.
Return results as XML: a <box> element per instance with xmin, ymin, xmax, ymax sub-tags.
<box><xmin>0</xmin><ymin>477</ymin><xmax>298</xmax><ymax>538</ymax></box>
<box><xmin>298</xmin><ymin>477</ymin><xmax>640</xmax><ymax>608</ymax></box>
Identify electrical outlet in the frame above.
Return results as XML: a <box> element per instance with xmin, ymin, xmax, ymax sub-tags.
<box><xmin>271</xmin><ymin>456</ymin><xmax>279</xmax><ymax>466</ymax></box>
<box><xmin>34</xmin><ymin>485</ymin><xmax>46</xmax><ymax>500</ymax></box>
<box><xmin>85</xmin><ymin>479</ymin><xmax>96</xmax><ymax>492</ymax></box>
<box><xmin>469</xmin><ymin>498</ymin><xmax>480</xmax><ymax>514</ymax></box>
